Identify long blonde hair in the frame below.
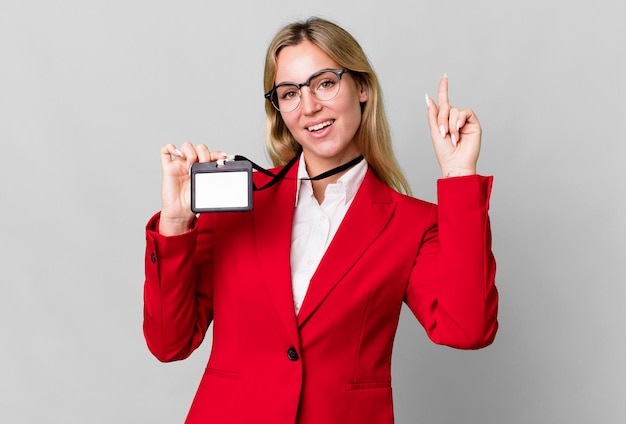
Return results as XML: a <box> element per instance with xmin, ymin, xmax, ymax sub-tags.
<box><xmin>263</xmin><ymin>17</ymin><xmax>411</xmax><ymax>195</ymax></box>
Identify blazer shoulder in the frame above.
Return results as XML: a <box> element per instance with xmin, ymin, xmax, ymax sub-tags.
<box><xmin>395</xmin><ymin>190</ymin><xmax>434</xmax><ymax>207</ymax></box>
<box><xmin>387</xmin><ymin>185</ymin><xmax>436</xmax><ymax>214</ymax></box>
<box><xmin>363</xmin><ymin>171</ymin><xmax>436</xmax><ymax>224</ymax></box>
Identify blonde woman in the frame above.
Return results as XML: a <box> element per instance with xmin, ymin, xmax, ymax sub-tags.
<box><xmin>144</xmin><ymin>17</ymin><xmax>498</xmax><ymax>424</ymax></box>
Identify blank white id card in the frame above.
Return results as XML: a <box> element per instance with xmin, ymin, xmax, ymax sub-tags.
<box><xmin>190</xmin><ymin>161</ymin><xmax>253</xmax><ymax>213</ymax></box>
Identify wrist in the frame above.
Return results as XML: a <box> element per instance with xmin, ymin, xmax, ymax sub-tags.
<box><xmin>442</xmin><ymin>168</ymin><xmax>476</xmax><ymax>178</ymax></box>
<box><xmin>158</xmin><ymin>213</ymin><xmax>195</xmax><ymax>236</ymax></box>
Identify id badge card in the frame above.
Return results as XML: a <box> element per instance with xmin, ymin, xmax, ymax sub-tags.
<box><xmin>190</xmin><ymin>160</ymin><xmax>253</xmax><ymax>213</ymax></box>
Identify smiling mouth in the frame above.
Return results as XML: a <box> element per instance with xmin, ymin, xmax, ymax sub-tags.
<box><xmin>307</xmin><ymin>120</ymin><xmax>335</xmax><ymax>132</ymax></box>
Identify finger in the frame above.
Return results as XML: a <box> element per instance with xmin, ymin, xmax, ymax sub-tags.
<box><xmin>437</xmin><ymin>74</ymin><xmax>450</xmax><ymax>137</ymax></box>
<box><xmin>179</xmin><ymin>141</ymin><xmax>199</xmax><ymax>164</ymax></box>
<box><xmin>196</xmin><ymin>144</ymin><xmax>211</xmax><ymax>162</ymax></box>
<box><xmin>425</xmin><ymin>94</ymin><xmax>440</xmax><ymax>140</ymax></box>
<box><xmin>209</xmin><ymin>150</ymin><xmax>229</xmax><ymax>161</ymax></box>
<box><xmin>160</xmin><ymin>143</ymin><xmax>184</xmax><ymax>166</ymax></box>
<box><xmin>160</xmin><ymin>143</ymin><xmax>184</xmax><ymax>158</ymax></box>
<box><xmin>457</xmin><ymin>108</ymin><xmax>479</xmax><ymax>133</ymax></box>
<box><xmin>448</xmin><ymin>108</ymin><xmax>460</xmax><ymax>147</ymax></box>
<box><xmin>437</xmin><ymin>104</ymin><xmax>451</xmax><ymax>139</ymax></box>
<box><xmin>437</xmin><ymin>73</ymin><xmax>449</xmax><ymax>106</ymax></box>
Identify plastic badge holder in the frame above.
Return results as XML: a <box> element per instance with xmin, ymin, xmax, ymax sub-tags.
<box><xmin>190</xmin><ymin>160</ymin><xmax>253</xmax><ymax>213</ymax></box>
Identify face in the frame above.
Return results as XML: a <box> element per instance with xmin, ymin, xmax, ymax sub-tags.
<box><xmin>274</xmin><ymin>40</ymin><xmax>368</xmax><ymax>172</ymax></box>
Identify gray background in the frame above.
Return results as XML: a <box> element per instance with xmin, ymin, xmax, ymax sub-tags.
<box><xmin>1</xmin><ymin>0</ymin><xmax>624</xmax><ymax>423</ymax></box>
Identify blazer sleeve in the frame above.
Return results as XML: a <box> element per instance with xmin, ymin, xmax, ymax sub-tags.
<box><xmin>143</xmin><ymin>212</ymin><xmax>215</xmax><ymax>362</ymax></box>
<box><xmin>405</xmin><ymin>175</ymin><xmax>498</xmax><ymax>349</ymax></box>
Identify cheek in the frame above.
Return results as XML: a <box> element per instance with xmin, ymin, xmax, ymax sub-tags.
<box><xmin>343</xmin><ymin>98</ymin><xmax>365</xmax><ymax>129</ymax></box>
<box><xmin>341</xmin><ymin>85</ymin><xmax>366</xmax><ymax>123</ymax></box>
<box><xmin>279</xmin><ymin>113</ymin><xmax>300</xmax><ymax>134</ymax></box>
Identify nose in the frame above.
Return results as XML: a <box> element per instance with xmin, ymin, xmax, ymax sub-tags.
<box><xmin>299</xmin><ymin>86</ymin><xmax>322</xmax><ymax>115</ymax></box>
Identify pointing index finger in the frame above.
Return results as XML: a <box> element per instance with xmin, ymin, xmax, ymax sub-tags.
<box><xmin>438</xmin><ymin>73</ymin><xmax>449</xmax><ymax>106</ymax></box>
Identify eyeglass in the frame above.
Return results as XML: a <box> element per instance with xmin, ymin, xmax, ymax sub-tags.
<box><xmin>265</xmin><ymin>68</ymin><xmax>350</xmax><ymax>113</ymax></box>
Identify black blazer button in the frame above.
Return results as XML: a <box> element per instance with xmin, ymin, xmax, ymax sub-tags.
<box><xmin>287</xmin><ymin>347</ymin><xmax>299</xmax><ymax>361</ymax></box>
<box><xmin>150</xmin><ymin>253</ymin><xmax>156</xmax><ymax>263</ymax></box>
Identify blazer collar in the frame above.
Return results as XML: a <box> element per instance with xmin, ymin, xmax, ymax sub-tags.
<box><xmin>253</xmin><ymin>161</ymin><xmax>397</xmax><ymax>336</ymax></box>
<box><xmin>297</xmin><ymin>169</ymin><xmax>397</xmax><ymax>327</ymax></box>
<box><xmin>253</xmin><ymin>160</ymin><xmax>300</xmax><ymax>345</ymax></box>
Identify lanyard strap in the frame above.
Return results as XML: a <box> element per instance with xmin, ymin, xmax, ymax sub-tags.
<box><xmin>233</xmin><ymin>154</ymin><xmax>365</xmax><ymax>191</ymax></box>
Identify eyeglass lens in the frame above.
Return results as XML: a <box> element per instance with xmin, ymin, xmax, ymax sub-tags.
<box><xmin>273</xmin><ymin>71</ymin><xmax>342</xmax><ymax>112</ymax></box>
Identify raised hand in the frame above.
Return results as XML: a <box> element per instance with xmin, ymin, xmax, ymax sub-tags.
<box><xmin>158</xmin><ymin>142</ymin><xmax>227</xmax><ymax>236</ymax></box>
<box><xmin>425</xmin><ymin>74</ymin><xmax>481</xmax><ymax>178</ymax></box>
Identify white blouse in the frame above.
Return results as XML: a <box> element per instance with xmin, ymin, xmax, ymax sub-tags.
<box><xmin>290</xmin><ymin>154</ymin><xmax>368</xmax><ymax>315</ymax></box>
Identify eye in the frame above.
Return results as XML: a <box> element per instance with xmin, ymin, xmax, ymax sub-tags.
<box><xmin>276</xmin><ymin>85</ymin><xmax>299</xmax><ymax>101</ymax></box>
<box><xmin>316</xmin><ymin>78</ymin><xmax>336</xmax><ymax>90</ymax></box>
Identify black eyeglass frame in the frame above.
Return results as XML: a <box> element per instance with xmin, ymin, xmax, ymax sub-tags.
<box><xmin>264</xmin><ymin>68</ymin><xmax>351</xmax><ymax>112</ymax></box>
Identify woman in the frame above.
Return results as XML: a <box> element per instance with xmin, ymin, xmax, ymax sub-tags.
<box><xmin>144</xmin><ymin>17</ymin><xmax>498</xmax><ymax>424</ymax></box>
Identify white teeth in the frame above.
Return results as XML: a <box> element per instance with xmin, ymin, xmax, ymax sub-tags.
<box><xmin>307</xmin><ymin>120</ymin><xmax>333</xmax><ymax>132</ymax></box>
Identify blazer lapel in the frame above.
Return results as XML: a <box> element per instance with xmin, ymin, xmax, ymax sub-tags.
<box><xmin>253</xmin><ymin>162</ymin><xmax>300</xmax><ymax>346</ymax></box>
<box><xmin>296</xmin><ymin>169</ymin><xmax>397</xmax><ymax>327</ymax></box>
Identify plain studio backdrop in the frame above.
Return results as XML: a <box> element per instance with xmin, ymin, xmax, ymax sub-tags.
<box><xmin>1</xmin><ymin>1</ymin><xmax>624</xmax><ymax>423</ymax></box>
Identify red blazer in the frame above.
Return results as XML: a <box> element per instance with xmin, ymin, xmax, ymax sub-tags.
<box><xmin>143</xmin><ymin>161</ymin><xmax>498</xmax><ymax>424</ymax></box>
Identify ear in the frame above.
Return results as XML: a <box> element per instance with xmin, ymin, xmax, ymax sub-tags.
<box><xmin>358</xmin><ymin>80</ymin><xmax>368</xmax><ymax>103</ymax></box>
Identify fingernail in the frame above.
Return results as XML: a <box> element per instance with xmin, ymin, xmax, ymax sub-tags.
<box><xmin>175</xmin><ymin>148</ymin><xmax>184</xmax><ymax>157</ymax></box>
<box><xmin>439</xmin><ymin>125</ymin><xmax>446</xmax><ymax>138</ymax></box>
<box><xmin>425</xmin><ymin>93</ymin><xmax>430</xmax><ymax>108</ymax></box>
<box><xmin>451</xmin><ymin>134</ymin><xmax>457</xmax><ymax>147</ymax></box>
<box><xmin>456</xmin><ymin>120</ymin><xmax>461</xmax><ymax>131</ymax></box>
<box><xmin>443</xmin><ymin>72</ymin><xmax>448</xmax><ymax>79</ymax></box>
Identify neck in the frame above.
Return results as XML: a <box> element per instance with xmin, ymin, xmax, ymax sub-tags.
<box><xmin>302</xmin><ymin>153</ymin><xmax>364</xmax><ymax>204</ymax></box>
<box><xmin>302</xmin><ymin>149</ymin><xmax>362</xmax><ymax>176</ymax></box>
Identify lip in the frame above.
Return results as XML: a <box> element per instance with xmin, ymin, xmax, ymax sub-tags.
<box><xmin>304</xmin><ymin>119</ymin><xmax>335</xmax><ymax>133</ymax></box>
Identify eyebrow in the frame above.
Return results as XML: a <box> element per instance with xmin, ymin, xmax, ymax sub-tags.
<box><xmin>274</xmin><ymin>68</ymin><xmax>337</xmax><ymax>86</ymax></box>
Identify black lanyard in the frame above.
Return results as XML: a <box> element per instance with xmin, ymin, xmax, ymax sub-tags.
<box><xmin>233</xmin><ymin>154</ymin><xmax>365</xmax><ymax>191</ymax></box>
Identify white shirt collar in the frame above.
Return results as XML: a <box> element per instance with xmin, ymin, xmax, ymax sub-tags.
<box><xmin>294</xmin><ymin>153</ymin><xmax>368</xmax><ymax>207</ymax></box>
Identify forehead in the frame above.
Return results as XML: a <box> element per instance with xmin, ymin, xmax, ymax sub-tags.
<box><xmin>275</xmin><ymin>40</ymin><xmax>340</xmax><ymax>84</ymax></box>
